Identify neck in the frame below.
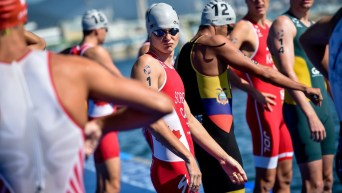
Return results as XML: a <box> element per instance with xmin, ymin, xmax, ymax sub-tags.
<box><xmin>0</xmin><ymin>27</ymin><xmax>30</xmax><ymax>62</ymax></box>
<box><xmin>245</xmin><ymin>13</ymin><xmax>267</xmax><ymax>27</ymax></box>
<box><xmin>81</xmin><ymin>35</ymin><xmax>99</xmax><ymax>47</ymax></box>
<box><xmin>196</xmin><ymin>26</ymin><xmax>215</xmax><ymax>38</ymax></box>
<box><xmin>148</xmin><ymin>47</ymin><xmax>174</xmax><ymax>66</ymax></box>
<box><xmin>289</xmin><ymin>7</ymin><xmax>311</xmax><ymax>22</ymax></box>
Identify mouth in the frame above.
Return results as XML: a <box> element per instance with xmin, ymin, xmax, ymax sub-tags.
<box><xmin>255</xmin><ymin>5</ymin><xmax>264</xmax><ymax>10</ymax></box>
<box><xmin>164</xmin><ymin>43</ymin><xmax>173</xmax><ymax>47</ymax></box>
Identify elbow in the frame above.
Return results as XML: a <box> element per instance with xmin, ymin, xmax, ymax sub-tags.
<box><xmin>37</xmin><ymin>37</ymin><xmax>46</xmax><ymax>50</ymax></box>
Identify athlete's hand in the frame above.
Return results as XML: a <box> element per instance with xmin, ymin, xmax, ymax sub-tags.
<box><xmin>308</xmin><ymin>114</ymin><xmax>326</xmax><ymax>142</ymax></box>
<box><xmin>185</xmin><ymin>156</ymin><xmax>202</xmax><ymax>193</ymax></box>
<box><xmin>304</xmin><ymin>87</ymin><xmax>323</xmax><ymax>106</ymax></box>
<box><xmin>220</xmin><ymin>156</ymin><xmax>248</xmax><ymax>185</ymax></box>
<box><xmin>84</xmin><ymin>119</ymin><xmax>102</xmax><ymax>158</ymax></box>
<box><xmin>253</xmin><ymin>91</ymin><xmax>277</xmax><ymax>112</ymax></box>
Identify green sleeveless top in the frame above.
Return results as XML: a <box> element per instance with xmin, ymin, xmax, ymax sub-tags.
<box><xmin>283</xmin><ymin>11</ymin><xmax>327</xmax><ymax>105</ymax></box>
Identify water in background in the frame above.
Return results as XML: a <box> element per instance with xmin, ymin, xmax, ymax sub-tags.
<box><xmin>115</xmin><ymin>58</ymin><xmax>342</xmax><ymax>192</ymax></box>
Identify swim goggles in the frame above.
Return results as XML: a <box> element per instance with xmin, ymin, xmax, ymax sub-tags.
<box><xmin>152</xmin><ymin>28</ymin><xmax>179</xmax><ymax>37</ymax></box>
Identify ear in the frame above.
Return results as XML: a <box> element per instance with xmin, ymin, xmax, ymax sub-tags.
<box><xmin>94</xmin><ymin>29</ymin><xmax>100</xmax><ymax>36</ymax></box>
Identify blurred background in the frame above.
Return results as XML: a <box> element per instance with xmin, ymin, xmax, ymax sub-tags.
<box><xmin>26</xmin><ymin>0</ymin><xmax>342</xmax><ymax>192</ymax></box>
<box><xmin>27</xmin><ymin>0</ymin><xmax>341</xmax><ymax>61</ymax></box>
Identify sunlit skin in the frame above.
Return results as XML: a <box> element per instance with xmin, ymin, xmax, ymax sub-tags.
<box><xmin>267</xmin><ymin>0</ymin><xmax>336</xmax><ymax>192</ymax></box>
<box><xmin>228</xmin><ymin>1</ymin><xmax>293</xmax><ymax>193</ymax></box>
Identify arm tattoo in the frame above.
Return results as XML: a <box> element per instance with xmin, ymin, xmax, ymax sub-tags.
<box><xmin>277</xmin><ymin>29</ymin><xmax>285</xmax><ymax>54</ymax></box>
<box><xmin>143</xmin><ymin>65</ymin><xmax>152</xmax><ymax>87</ymax></box>
<box><xmin>146</xmin><ymin>76</ymin><xmax>151</xmax><ymax>87</ymax></box>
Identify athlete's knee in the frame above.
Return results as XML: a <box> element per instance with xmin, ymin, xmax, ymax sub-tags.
<box><xmin>276</xmin><ymin>159</ymin><xmax>293</xmax><ymax>186</ymax></box>
<box><xmin>107</xmin><ymin>180</ymin><xmax>120</xmax><ymax>193</ymax></box>
<box><xmin>254</xmin><ymin>175</ymin><xmax>276</xmax><ymax>193</ymax></box>
<box><xmin>263</xmin><ymin>179</ymin><xmax>275</xmax><ymax>192</ymax></box>
<box><xmin>254</xmin><ymin>180</ymin><xmax>275</xmax><ymax>193</ymax></box>
<box><xmin>279</xmin><ymin>168</ymin><xmax>292</xmax><ymax>185</ymax></box>
<box><xmin>305</xmin><ymin>180</ymin><xmax>324</xmax><ymax>193</ymax></box>
<box><xmin>274</xmin><ymin>174</ymin><xmax>291</xmax><ymax>193</ymax></box>
<box><xmin>322</xmin><ymin>174</ymin><xmax>333</xmax><ymax>193</ymax></box>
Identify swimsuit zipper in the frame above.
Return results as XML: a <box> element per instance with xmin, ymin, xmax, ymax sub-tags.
<box><xmin>11</xmin><ymin>61</ymin><xmax>45</xmax><ymax>192</ymax></box>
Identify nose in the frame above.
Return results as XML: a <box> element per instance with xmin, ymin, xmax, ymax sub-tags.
<box><xmin>163</xmin><ymin>33</ymin><xmax>172</xmax><ymax>40</ymax></box>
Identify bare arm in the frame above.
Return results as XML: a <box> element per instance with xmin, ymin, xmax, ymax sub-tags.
<box><xmin>229</xmin><ymin>69</ymin><xmax>276</xmax><ymax>111</ymax></box>
<box><xmin>85</xmin><ymin>106</ymin><xmax>175</xmax><ymax>156</ymax></box>
<box><xmin>131</xmin><ymin>55</ymin><xmax>202</xmax><ymax>192</ymax></box>
<box><xmin>229</xmin><ymin>20</ymin><xmax>255</xmax><ymax>57</ymax></box>
<box><xmin>24</xmin><ymin>30</ymin><xmax>46</xmax><ymax>50</ymax></box>
<box><xmin>51</xmin><ymin>54</ymin><xmax>174</xmax><ymax>155</ymax></box>
<box><xmin>229</xmin><ymin>22</ymin><xmax>276</xmax><ymax>111</ymax></box>
<box><xmin>213</xmin><ymin>35</ymin><xmax>322</xmax><ymax>105</ymax></box>
<box><xmin>84</xmin><ymin>46</ymin><xmax>123</xmax><ymax>77</ymax></box>
<box><xmin>52</xmin><ymin>53</ymin><xmax>173</xmax><ymax>125</ymax></box>
<box><xmin>267</xmin><ymin>16</ymin><xmax>326</xmax><ymax>141</ymax></box>
<box><xmin>184</xmin><ymin>100</ymin><xmax>247</xmax><ymax>184</ymax></box>
<box><xmin>81</xmin><ymin>56</ymin><xmax>173</xmax><ymax>124</ymax></box>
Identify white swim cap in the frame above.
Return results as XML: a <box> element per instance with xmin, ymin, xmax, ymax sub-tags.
<box><xmin>82</xmin><ymin>9</ymin><xmax>108</xmax><ymax>31</ymax></box>
<box><xmin>145</xmin><ymin>3</ymin><xmax>157</xmax><ymax>32</ymax></box>
<box><xmin>146</xmin><ymin>3</ymin><xmax>179</xmax><ymax>34</ymax></box>
<box><xmin>201</xmin><ymin>0</ymin><xmax>236</xmax><ymax>26</ymax></box>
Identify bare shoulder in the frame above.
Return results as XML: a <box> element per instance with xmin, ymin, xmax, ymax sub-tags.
<box><xmin>89</xmin><ymin>45</ymin><xmax>107</xmax><ymax>53</ymax></box>
<box><xmin>84</xmin><ymin>45</ymin><xmax>109</xmax><ymax>57</ymax></box>
<box><xmin>133</xmin><ymin>54</ymin><xmax>159</xmax><ymax>71</ymax></box>
<box><xmin>234</xmin><ymin>19</ymin><xmax>252</xmax><ymax>31</ymax></box>
<box><xmin>196</xmin><ymin>34</ymin><xmax>230</xmax><ymax>48</ymax></box>
<box><xmin>51</xmin><ymin>52</ymin><xmax>92</xmax><ymax>64</ymax></box>
<box><xmin>269</xmin><ymin>15</ymin><xmax>296</xmax><ymax>37</ymax></box>
<box><xmin>132</xmin><ymin>54</ymin><xmax>163</xmax><ymax>78</ymax></box>
<box><xmin>271</xmin><ymin>15</ymin><xmax>294</xmax><ymax>30</ymax></box>
<box><xmin>50</xmin><ymin>52</ymin><xmax>97</xmax><ymax>72</ymax></box>
<box><xmin>230</xmin><ymin>20</ymin><xmax>254</xmax><ymax>45</ymax></box>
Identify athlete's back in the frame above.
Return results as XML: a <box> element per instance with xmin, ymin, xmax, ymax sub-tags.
<box><xmin>0</xmin><ymin>1</ymin><xmax>174</xmax><ymax>192</ymax></box>
<box><xmin>0</xmin><ymin>51</ymin><xmax>85</xmax><ymax>192</ymax></box>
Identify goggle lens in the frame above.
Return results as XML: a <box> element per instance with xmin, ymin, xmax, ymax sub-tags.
<box><xmin>152</xmin><ymin>28</ymin><xmax>179</xmax><ymax>37</ymax></box>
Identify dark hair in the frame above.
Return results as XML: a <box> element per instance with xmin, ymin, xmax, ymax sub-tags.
<box><xmin>83</xmin><ymin>30</ymin><xmax>93</xmax><ymax>36</ymax></box>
